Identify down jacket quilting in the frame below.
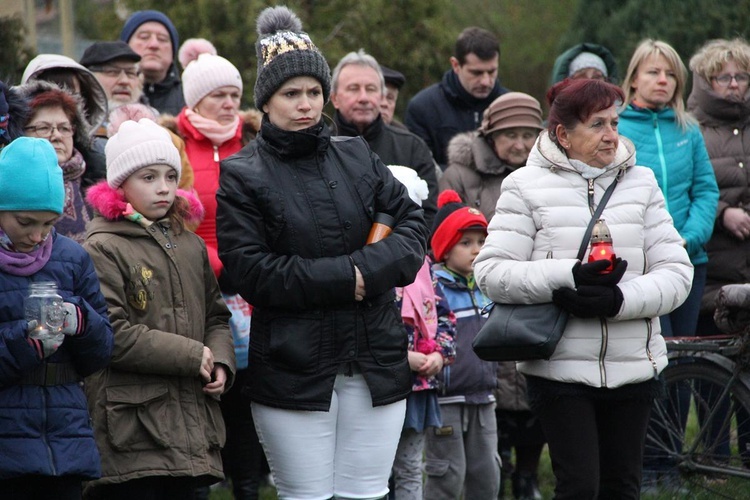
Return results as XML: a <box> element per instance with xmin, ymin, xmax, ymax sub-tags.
<box><xmin>0</xmin><ymin>232</ymin><xmax>113</xmax><ymax>479</ymax></box>
<box><xmin>474</xmin><ymin>134</ymin><xmax>693</xmax><ymax>388</ymax></box>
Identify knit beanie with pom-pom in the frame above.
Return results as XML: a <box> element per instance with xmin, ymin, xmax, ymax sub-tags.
<box><xmin>178</xmin><ymin>38</ymin><xmax>217</xmax><ymax>70</ymax></box>
<box><xmin>430</xmin><ymin>190</ymin><xmax>488</xmax><ymax>262</ymax></box>
<box><xmin>181</xmin><ymin>53</ymin><xmax>243</xmax><ymax>109</ymax></box>
<box><xmin>253</xmin><ymin>5</ymin><xmax>331</xmax><ymax>110</ymax></box>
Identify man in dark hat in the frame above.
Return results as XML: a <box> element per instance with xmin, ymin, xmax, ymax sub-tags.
<box><xmin>80</xmin><ymin>41</ymin><xmax>144</xmax><ymax>116</ymax></box>
<box><xmin>379</xmin><ymin>64</ymin><xmax>405</xmax><ymax>127</ymax></box>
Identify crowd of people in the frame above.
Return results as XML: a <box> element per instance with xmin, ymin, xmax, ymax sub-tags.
<box><xmin>1</xmin><ymin>3</ymin><xmax>749</xmax><ymax>500</ymax></box>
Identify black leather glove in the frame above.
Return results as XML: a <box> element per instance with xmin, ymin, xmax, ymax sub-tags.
<box><xmin>553</xmin><ymin>285</ymin><xmax>624</xmax><ymax>318</ymax></box>
<box><xmin>572</xmin><ymin>258</ymin><xmax>628</xmax><ymax>288</ymax></box>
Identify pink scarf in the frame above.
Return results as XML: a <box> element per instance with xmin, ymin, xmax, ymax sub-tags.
<box><xmin>185</xmin><ymin>108</ymin><xmax>239</xmax><ymax>146</ymax></box>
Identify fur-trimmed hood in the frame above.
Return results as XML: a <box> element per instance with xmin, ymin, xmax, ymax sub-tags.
<box><xmin>447</xmin><ymin>130</ymin><xmax>516</xmax><ymax>176</ymax></box>
<box><xmin>21</xmin><ymin>54</ymin><xmax>108</xmax><ymax>136</ymax></box>
<box><xmin>16</xmin><ymin>80</ymin><xmax>93</xmax><ymax>149</ymax></box>
<box><xmin>0</xmin><ymin>81</ymin><xmax>30</xmax><ymax>146</ymax></box>
<box><xmin>85</xmin><ymin>180</ymin><xmax>204</xmax><ymax>226</ymax></box>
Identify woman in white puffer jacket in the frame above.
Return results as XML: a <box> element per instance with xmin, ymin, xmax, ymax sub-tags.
<box><xmin>473</xmin><ymin>78</ymin><xmax>693</xmax><ymax>500</ymax></box>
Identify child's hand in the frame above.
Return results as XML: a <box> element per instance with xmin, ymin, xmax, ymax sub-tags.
<box><xmin>61</xmin><ymin>302</ymin><xmax>85</xmax><ymax>336</ymax></box>
<box><xmin>417</xmin><ymin>352</ymin><xmax>445</xmax><ymax>378</ymax></box>
<box><xmin>203</xmin><ymin>365</ymin><xmax>227</xmax><ymax>396</ymax></box>
<box><xmin>199</xmin><ymin>346</ymin><xmax>214</xmax><ymax>383</ymax></box>
<box><xmin>407</xmin><ymin>351</ymin><xmax>428</xmax><ymax>371</ymax></box>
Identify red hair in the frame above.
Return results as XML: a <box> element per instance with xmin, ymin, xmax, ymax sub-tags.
<box><xmin>546</xmin><ymin>79</ymin><xmax>624</xmax><ymax>147</ymax></box>
<box><xmin>28</xmin><ymin>88</ymin><xmax>78</xmax><ymax>124</ymax></box>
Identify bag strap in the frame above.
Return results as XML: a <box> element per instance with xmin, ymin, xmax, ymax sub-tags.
<box><xmin>576</xmin><ymin>177</ymin><xmax>619</xmax><ymax>261</ymax></box>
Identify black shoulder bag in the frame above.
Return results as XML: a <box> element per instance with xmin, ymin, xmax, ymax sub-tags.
<box><xmin>472</xmin><ymin>177</ymin><xmax>619</xmax><ymax>362</ymax></box>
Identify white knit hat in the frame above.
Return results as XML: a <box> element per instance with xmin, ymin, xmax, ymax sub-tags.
<box><xmin>568</xmin><ymin>52</ymin><xmax>608</xmax><ymax>78</ymax></box>
<box><xmin>387</xmin><ymin>165</ymin><xmax>429</xmax><ymax>207</ymax></box>
<box><xmin>105</xmin><ymin>118</ymin><xmax>182</xmax><ymax>188</ymax></box>
<box><xmin>182</xmin><ymin>53</ymin><xmax>243</xmax><ymax>109</ymax></box>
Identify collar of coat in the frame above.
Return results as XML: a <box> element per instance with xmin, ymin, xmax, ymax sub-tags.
<box><xmin>527</xmin><ymin>131</ymin><xmax>635</xmax><ymax>178</ymax></box>
<box><xmin>687</xmin><ymin>70</ymin><xmax>750</xmax><ymax>127</ymax></box>
<box><xmin>85</xmin><ymin>180</ymin><xmax>204</xmax><ymax>225</ymax></box>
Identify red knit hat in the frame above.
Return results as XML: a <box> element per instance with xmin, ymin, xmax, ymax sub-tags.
<box><xmin>431</xmin><ymin>190</ymin><xmax>488</xmax><ymax>262</ymax></box>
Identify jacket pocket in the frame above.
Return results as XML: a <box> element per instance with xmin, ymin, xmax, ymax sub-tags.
<box><xmin>203</xmin><ymin>396</ymin><xmax>226</xmax><ymax>449</ymax></box>
<box><xmin>268</xmin><ymin>311</ymin><xmax>323</xmax><ymax>373</ymax></box>
<box><xmin>105</xmin><ymin>383</ymin><xmax>170</xmax><ymax>451</ymax></box>
<box><xmin>364</xmin><ymin>301</ymin><xmax>408</xmax><ymax>366</ymax></box>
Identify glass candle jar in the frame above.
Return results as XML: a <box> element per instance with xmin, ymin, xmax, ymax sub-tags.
<box><xmin>25</xmin><ymin>281</ymin><xmax>65</xmax><ymax>342</ymax></box>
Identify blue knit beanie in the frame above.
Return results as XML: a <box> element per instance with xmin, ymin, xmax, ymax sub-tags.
<box><xmin>0</xmin><ymin>138</ymin><xmax>64</xmax><ymax>214</ymax></box>
<box><xmin>120</xmin><ymin>10</ymin><xmax>179</xmax><ymax>56</ymax></box>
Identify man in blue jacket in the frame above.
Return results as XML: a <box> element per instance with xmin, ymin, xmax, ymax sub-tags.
<box><xmin>405</xmin><ymin>27</ymin><xmax>509</xmax><ymax>170</ymax></box>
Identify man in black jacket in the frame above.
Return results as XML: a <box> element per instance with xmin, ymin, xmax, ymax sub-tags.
<box><xmin>119</xmin><ymin>10</ymin><xmax>185</xmax><ymax>116</ymax></box>
<box><xmin>331</xmin><ymin>50</ymin><xmax>438</xmax><ymax>228</ymax></box>
<box><xmin>405</xmin><ymin>27</ymin><xmax>509</xmax><ymax>170</ymax></box>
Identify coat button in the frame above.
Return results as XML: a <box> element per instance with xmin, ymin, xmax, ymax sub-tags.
<box><xmin>348</xmin><ymin>350</ymin><xmax>355</xmax><ymax>357</ymax></box>
<box><xmin>344</xmin><ymin>220</ymin><xmax>352</xmax><ymax>229</ymax></box>
<box><xmin>740</xmin><ymin>162</ymin><xmax>745</xmax><ymax>168</ymax></box>
<box><xmin>735</xmin><ymin>128</ymin><xmax>740</xmax><ymax>136</ymax></box>
<box><xmin>329</xmin><ymin>181</ymin><xmax>338</xmax><ymax>188</ymax></box>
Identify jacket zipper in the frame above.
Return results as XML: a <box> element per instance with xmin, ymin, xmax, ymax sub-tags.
<box><xmin>645</xmin><ymin>318</ymin><xmax>658</xmax><ymax>376</ymax></box>
<box><xmin>213</xmin><ymin>145</ymin><xmax>220</xmax><ymax>163</ymax></box>
<box><xmin>587</xmin><ymin>178</ymin><xmax>595</xmax><ymax>216</ymax></box>
<box><xmin>40</xmin><ymin>388</ymin><xmax>57</xmax><ymax>475</ymax></box>
<box><xmin>652</xmin><ymin>113</ymin><xmax>670</xmax><ymax>212</ymax></box>
<box><xmin>598</xmin><ymin>318</ymin><xmax>608</xmax><ymax>387</ymax></box>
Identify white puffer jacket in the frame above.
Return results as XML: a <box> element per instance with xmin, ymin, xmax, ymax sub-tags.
<box><xmin>474</xmin><ymin>133</ymin><xmax>693</xmax><ymax>389</ymax></box>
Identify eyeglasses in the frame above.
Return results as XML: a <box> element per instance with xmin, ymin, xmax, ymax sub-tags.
<box><xmin>89</xmin><ymin>65</ymin><xmax>140</xmax><ymax>80</ymax></box>
<box><xmin>712</xmin><ymin>73</ymin><xmax>750</xmax><ymax>87</ymax></box>
<box><xmin>24</xmin><ymin>123</ymin><xmax>75</xmax><ymax>138</ymax></box>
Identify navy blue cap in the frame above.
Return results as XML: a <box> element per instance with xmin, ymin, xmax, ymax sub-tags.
<box><xmin>119</xmin><ymin>10</ymin><xmax>179</xmax><ymax>56</ymax></box>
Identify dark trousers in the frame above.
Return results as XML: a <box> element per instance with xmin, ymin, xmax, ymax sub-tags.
<box><xmin>220</xmin><ymin>368</ymin><xmax>264</xmax><ymax>500</ymax></box>
<box><xmin>535</xmin><ymin>394</ymin><xmax>652</xmax><ymax>500</ymax></box>
<box><xmin>0</xmin><ymin>475</ymin><xmax>82</xmax><ymax>500</ymax></box>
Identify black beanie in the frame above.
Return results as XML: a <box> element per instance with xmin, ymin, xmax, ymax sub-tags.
<box><xmin>253</xmin><ymin>6</ymin><xmax>331</xmax><ymax>111</ymax></box>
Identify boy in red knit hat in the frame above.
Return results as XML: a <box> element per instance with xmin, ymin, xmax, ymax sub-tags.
<box><xmin>424</xmin><ymin>190</ymin><xmax>501</xmax><ymax>498</ymax></box>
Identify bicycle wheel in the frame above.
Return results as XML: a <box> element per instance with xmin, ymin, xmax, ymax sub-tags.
<box><xmin>643</xmin><ymin>358</ymin><xmax>750</xmax><ymax>498</ymax></box>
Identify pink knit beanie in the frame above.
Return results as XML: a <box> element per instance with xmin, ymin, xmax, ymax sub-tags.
<box><xmin>181</xmin><ymin>53</ymin><xmax>243</xmax><ymax>109</ymax></box>
<box><xmin>105</xmin><ymin>118</ymin><xmax>181</xmax><ymax>188</ymax></box>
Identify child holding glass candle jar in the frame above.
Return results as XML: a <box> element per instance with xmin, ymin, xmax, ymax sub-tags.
<box><xmin>0</xmin><ymin>137</ymin><xmax>113</xmax><ymax>500</ymax></box>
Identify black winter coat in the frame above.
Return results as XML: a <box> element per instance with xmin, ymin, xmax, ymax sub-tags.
<box><xmin>144</xmin><ymin>64</ymin><xmax>185</xmax><ymax>117</ymax></box>
<box><xmin>404</xmin><ymin>70</ymin><xmax>508</xmax><ymax>169</ymax></box>
<box><xmin>216</xmin><ymin>118</ymin><xmax>428</xmax><ymax>410</ymax></box>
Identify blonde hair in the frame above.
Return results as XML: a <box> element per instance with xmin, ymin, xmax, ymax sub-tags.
<box><xmin>689</xmin><ymin>38</ymin><xmax>750</xmax><ymax>82</ymax></box>
<box><xmin>621</xmin><ymin>39</ymin><xmax>695</xmax><ymax>130</ymax></box>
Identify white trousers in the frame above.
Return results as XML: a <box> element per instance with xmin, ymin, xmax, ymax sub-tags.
<box><xmin>252</xmin><ymin>373</ymin><xmax>406</xmax><ymax>500</ymax></box>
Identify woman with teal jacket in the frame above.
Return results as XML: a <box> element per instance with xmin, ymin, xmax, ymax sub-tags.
<box><xmin>619</xmin><ymin>39</ymin><xmax>718</xmax><ymax>339</ymax></box>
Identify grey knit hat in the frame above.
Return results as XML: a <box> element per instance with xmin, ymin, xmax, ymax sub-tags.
<box><xmin>253</xmin><ymin>6</ymin><xmax>331</xmax><ymax>110</ymax></box>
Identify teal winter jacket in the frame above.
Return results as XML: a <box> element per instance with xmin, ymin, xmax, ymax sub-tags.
<box><xmin>618</xmin><ymin>104</ymin><xmax>718</xmax><ymax>265</ymax></box>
